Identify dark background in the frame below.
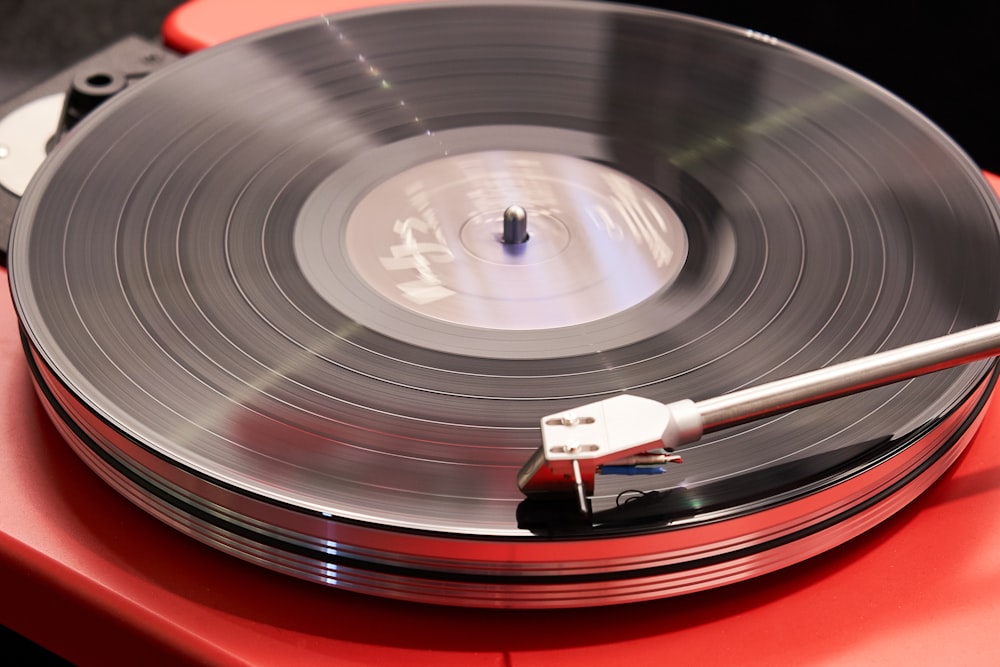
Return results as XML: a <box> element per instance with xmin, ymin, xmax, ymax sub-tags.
<box><xmin>0</xmin><ymin>0</ymin><xmax>997</xmax><ymax>663</ymax></box>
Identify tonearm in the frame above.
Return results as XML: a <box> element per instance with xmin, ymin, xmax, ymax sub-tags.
<box><xmin>518</xmin><ymin>321</ymin><xmax>1000</xmax><ymax>514</ymax></box>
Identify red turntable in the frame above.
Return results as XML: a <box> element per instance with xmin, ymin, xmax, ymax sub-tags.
<box><xmin>4</xmin><ymin>1</ymin><xmax>1000</xmax><ymax>664</ymax></box>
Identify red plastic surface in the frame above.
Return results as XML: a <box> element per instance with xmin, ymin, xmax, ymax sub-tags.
<box><xmin>5</xmin><ymin>0</ymin><xmax>1000</xmax><ymax>660</ymax></box>
<box><xmin>162</xmin><ymin>0</ymin><xmax>427</xmax><ymax>53</ymax></box>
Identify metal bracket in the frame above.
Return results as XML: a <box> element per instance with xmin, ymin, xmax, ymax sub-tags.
<box><xmin>516</xmin><ymin>395</ymin><xmax>701</xmax><ymax>514</ymax></box>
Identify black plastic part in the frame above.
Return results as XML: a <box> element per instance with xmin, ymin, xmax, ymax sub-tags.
<box><xmin>58</xmin><ymin>69</ymin><xmax>129</xmax><ymax>134</ymax></box>
<box><xmin>0</xmin><ymin>36</ymin><xmax>178</xmax><ymax>266</ymax></box>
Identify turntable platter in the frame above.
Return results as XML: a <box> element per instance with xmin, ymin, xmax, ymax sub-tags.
<box><xmin>8</xmin><ymin>1</ymin><xmax>1000</xmax><ymax>606</ymax></box>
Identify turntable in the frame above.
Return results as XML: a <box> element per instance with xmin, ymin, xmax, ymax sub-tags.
<box><xmin>4</xmin><ymin>0</ymin><xmax>1000</xmax><ymax>664</ymax></box>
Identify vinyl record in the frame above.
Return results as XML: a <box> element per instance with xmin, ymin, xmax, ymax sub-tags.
<box><xmin>8</xmin><ymin>0</ymin><xmax>1000</xmax><ymax>606</ymax></box>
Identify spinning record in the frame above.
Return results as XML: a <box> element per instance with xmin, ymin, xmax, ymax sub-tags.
<box><xmin>8</xmin><ymin>1</ymin><xmax>1000</xmax><ymax>607</ymax></box>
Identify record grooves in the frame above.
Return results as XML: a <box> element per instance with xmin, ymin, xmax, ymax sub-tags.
<box><xmin>8</xmin><ymin>1</ymin><xmax>1000</xmax><ymax>607</ymax></box>
<box><xmin>27</xmin><ymin>331</ymin><xmax>994</xmax><ymax>590</ymax></box>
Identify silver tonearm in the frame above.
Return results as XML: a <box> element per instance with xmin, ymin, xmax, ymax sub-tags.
<box><xmin>517</xmin><ymin>321</ymin><xmax>1000</xmax><ymax>514</ymax></box>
